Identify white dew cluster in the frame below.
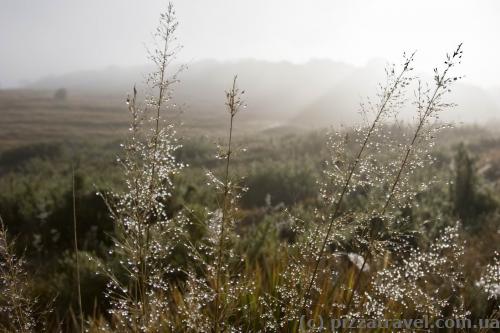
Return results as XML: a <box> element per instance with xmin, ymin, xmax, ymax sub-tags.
<box><xmin>0</xmin><ymin>221</ymin><xmax>36</xmax><ymax>333</ymax></box>
<box><xmin>366</xmin><ymin>223</ymin><xmax>466</xmax><ymax>319</ymax></box>
<box><xmin>476</xmin><ymin>252</ymin><xmax>500</xmax><ymax>302</ymax></box>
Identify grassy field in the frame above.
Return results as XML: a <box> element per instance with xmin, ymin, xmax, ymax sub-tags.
<box><xmin>0</xmin><ymin>89</ymin><xmax>287</xmax><ymax>153</ymax></box>
<box><xmin>0</xmin><ymin>90</ymin><xmax>128</xmax><ymax>149</ymax></box>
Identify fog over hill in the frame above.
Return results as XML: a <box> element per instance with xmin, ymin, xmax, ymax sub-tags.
<box><xmin>28</xmin><ymin>59</ymin><xmax>500</xmax><ymax>128</ymax></box>
<box><xmin>295</xmin><ymin>61</ymin><xmax>500</xmax><ymax>127</ymax></box>
<box><xmin>489</xmin><ymin>86</ymin><xmax>500</xmax><ymax>109</ymax></box>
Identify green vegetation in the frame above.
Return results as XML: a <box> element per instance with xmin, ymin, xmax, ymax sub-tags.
<box><xmin>0</xmin><ymin>122</ymin><xmax>499</xmax><ymax>331</ymax></box>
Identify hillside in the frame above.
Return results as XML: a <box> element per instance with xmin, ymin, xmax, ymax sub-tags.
<box><xmin>0</xmin><ymin>59</ymin><xmax>498</xmax><ymax>150</ymax></box>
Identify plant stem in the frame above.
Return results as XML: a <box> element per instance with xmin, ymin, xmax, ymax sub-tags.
<box><xmin>140</xmin><ymin>7</ymin><xmax>173</xmax><ymax>320</ymax></box>
<box><xmin>301</xmin><ymin>56</ymin><xmax>414</xmax><ymax>314</ymax></box>
<box><xmin>215</xmin><ymin>76</ymin><xmax>238</xmax><ymax>333</ymax></box>
<box><xmin>72</xmin><ymin>166</ymin><xmax>84</xmax><ymax>333</ymax></box>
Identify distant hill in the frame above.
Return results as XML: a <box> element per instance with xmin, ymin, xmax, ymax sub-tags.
<box><xmin>292</xmin><ymin>62</ymin><xmax>500</xmax><ymax>127</ymax></box>
<box><xmin>449</xmin><ymin>84</ymin><xmax>500</xmax><ymax>124</ymax></box>
<box><xmin>28</xmin><ymin>59</ymin><xmax>500</xmax><ymax>127</ymax></box>
<box><xmin>292</xmin><ymin>59</ymin><xmax>387</xmax><ymax>127</ymax></box>
<box><xmin>29</xmin><ymin>59</ymin><xmax>355</xmax><ymax>122</ymax></box>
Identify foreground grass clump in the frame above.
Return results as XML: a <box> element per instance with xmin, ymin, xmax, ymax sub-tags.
<box><xmin>0</xmin><ymin>3</ymin><xmax>499</xmax><ymax>333</ymax></box>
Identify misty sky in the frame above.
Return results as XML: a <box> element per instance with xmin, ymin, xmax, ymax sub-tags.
<box><xmin>1</xmin><ymin>0</ymin><xmax>499</xmax><ymax>88</ymax></box>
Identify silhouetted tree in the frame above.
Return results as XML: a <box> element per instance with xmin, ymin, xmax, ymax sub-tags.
<box><xmin>451</xmin><ymin>143</ymin><xmax>497</xmax><ymax>230</ymax></box>
<box><xmin>53</xmin><ymin>88</ymin><xmax>67</xmax><ymax>101</ymax></box>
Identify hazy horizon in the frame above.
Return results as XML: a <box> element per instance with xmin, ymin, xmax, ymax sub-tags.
<box><xmin>2</xmin><ymin>0</ymin><xmax>500</xmax><ymax>89</ymax></box>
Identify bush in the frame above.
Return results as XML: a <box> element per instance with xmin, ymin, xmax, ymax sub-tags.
<box><xmin>53</xmin><ymin>88</ymin><xmax>67</xmax><ymax>101</ymax></box>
